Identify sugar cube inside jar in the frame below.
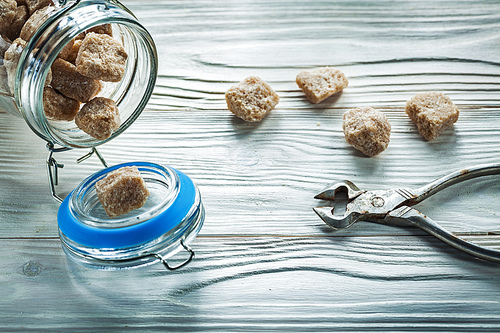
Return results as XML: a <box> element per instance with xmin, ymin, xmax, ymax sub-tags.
<box><xmin>0</xmin><ymin>0</ymin><xmax>158</xmax><ymax>148</ymax></box>
<box><xmin>95</xmin><ymin>166</ymin><xmax>150</xmax><ymax>218</ymax></box>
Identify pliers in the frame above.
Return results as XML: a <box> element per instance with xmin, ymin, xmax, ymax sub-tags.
<box><xmin>314</xmin><ymin>163</ymin><xmax>500</xmax><ymax>263</ymax></box>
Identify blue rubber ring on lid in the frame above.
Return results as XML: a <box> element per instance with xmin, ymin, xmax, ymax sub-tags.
<box><xmin>57</xmin><ymin>162</ymin><xmax>196</xmax><ymax>249</ymax></box>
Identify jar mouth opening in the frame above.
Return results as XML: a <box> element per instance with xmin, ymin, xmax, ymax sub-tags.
<box><xmin>17</xmin><ymin>1</ymin><xmax>158</xmax><ymax>148</ymax></box>
<box><xmin>57</xmin><ymin>163</ymin><xmax>205</xmax><ymax>270</ymax></box>
<box><xmin>70</xmin><ymin>162</ymin><xmax>180</xmax><ymax>228</ymax></box>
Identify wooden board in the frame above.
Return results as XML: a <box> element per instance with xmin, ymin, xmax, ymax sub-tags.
<box><xmin>1</xmin><ymin>0</ymin><xmax>500</xmax><ymax>330</ymax></box>
<box><xmin>1</xmin><ymin>237</ymin><xmax>500</xmax><ymax>331</ymax></box>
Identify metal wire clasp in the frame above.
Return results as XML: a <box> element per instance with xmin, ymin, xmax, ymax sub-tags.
<box><xmin>154</xmin><ymin>240</ymin><xmax>195</xmax><ymax>270</ymax></box>
<box><xmin>46</xmin><ymin>142</ymin><xmax>108</xmax><ymax>203</ymax></box>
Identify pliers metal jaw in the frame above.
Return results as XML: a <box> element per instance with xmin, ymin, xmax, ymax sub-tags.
<box><xmin>314</xmin><ymin>164</ymin><xmax>500</xmax><ymax>263</ymax></box>
<box><xmin>314</xmin><ymin>181</ymin><xmax>417</xmax><ymax>229</ymax></box>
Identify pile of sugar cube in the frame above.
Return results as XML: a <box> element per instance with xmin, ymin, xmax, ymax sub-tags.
<box><xmin>225</xmin><ymin>68</ymin><xmax>459</xmax><ymax>157</ymax></box>
<box><xmin>1</xmin><ymin>0</ymin><xmax>127</xmax><ymax>140</ymax></box>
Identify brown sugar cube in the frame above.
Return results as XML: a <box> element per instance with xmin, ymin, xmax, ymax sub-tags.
<box><xmin>74</xmin><ymin>31</ymin><xmax>85</xmax><ymax>40</ymax></box>
<box><xmin>0</xmin><ymin>33</ymin><xmax>11</xmax><ymax>55</ymax></box>
<box><xmin>42</xmin><ymin>86</ymin><xmax>80</xmax><ymax>121</ymax></box>
<box><xmin>76</xmin><ymin>32</ymin><xmax>127</xmax><ymax>82</ymax></box>
<box><xmin>51</xmin><ymin>58</ymin><xmax>102</xmax><ymax>102</ymax></box>
<box><xmin>405</xmin><ymin>92</ymin><xmax>459</xmax><ymax>141</ymax></box>
<box><xmin>19</xmin><ymin>5</ymin><xmax>54</xmax><ymax>41</ymax></box>
<box><xmin>86</xmin><ymin>23</ymin><xmax>112</xmax><ymax>36</ymax></box>
<box><xmin>4</xmin><ymin>38</ymin><xmax>52</xmax><ymax>91</ymax></box>
<box><xmin>0</xmin><ymin>0</ymin><xmax>17</xmax><ymax>34</ymax></box>
<box><xmin>0</xmin><ymin>35</ymin><xmax>12</xmax><ymax>91</ymax></box>
<box><xmin>3</xmin><ymin>4</ymin><xmax>28</xmax><ymax>41</ymax></box>
<box><xmin>343</xmin><ymin>106</ymin><xmax>391</xmax><ymax>157</ymax></box>
<box><xmin>95</xmin><ymin>166</ymin><xmax>150</xmax><ymax>218</ymax></box>
<box><xmin>4</xmin><ymin>37</ymin><xmax>26</xmax><ymax>94</ymax></box>
<box><xmin>296</xmin><ymin>67</ymin><xmax>348</xmax><ymax>104</ymax></box>
<box><xmin>57</xmin><ymin>38</ymin><xmax>74</xmax><ymax>60</ymax></box>
<box><xmin>25</xmin><ymin>0</ymin><xmax>52</xmax><ymax>15</ymax></box>
<box><xmin>44</xmin><ymin>64</ymin><xmax>51</xmax><ymax>85</ymax></box>
<box><xmin>64</xmin><ymin>38</ymin><xmax>81</xmax><ymax>63</ymax></box>
<box><xmin>225</xmin><ymin>76</ymin><xmax>279</xmax><ymax>122</ymax></box>
<box><xmin>75</xmin><ymin>97</ymin><xmax>120</xmax><ymax>140</ymax></box>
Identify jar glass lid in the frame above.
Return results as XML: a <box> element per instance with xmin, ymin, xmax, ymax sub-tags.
<box><xmin>57</xmin><ymin>162</ymin><xmax>204</xmax><ymax>270</ymax></box>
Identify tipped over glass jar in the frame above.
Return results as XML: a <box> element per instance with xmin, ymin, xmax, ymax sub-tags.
<box><xmin>0</xmin><ymin>0</ymin><xmax>157</xmax><ymax>147</ymax></box>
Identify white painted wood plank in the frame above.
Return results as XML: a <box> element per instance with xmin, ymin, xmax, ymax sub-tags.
<box><xmin>0</xmin><ymin>237</ymin><xmax>499</xmax><ymax>331</ymax></box>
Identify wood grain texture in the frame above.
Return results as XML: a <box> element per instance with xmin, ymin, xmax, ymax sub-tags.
<box><xmin>1</xmin><ymin>0</ymin><xmax>500</xmax><ymax>331</ymax></box>
<box><xmin>1</xmin><ymin>237</ymin><xmax>499</xmax><ymax>331</ymax></box>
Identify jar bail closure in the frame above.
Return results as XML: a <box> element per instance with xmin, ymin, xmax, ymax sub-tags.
<box><xmin>46</xmin><ymin>142</ymin><xmax>109</xmax><ymax>203</ymax></box>
<box><xmin>58</xmin><ymin>162</ymin><xmax>205</xmax><ymax>270</ymax></box>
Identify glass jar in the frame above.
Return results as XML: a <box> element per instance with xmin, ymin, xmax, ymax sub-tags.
<box><xmin>58</xmin><ymin>162</ymin><xmax>205</xmax><ymax>270</ymax></box>
<box><xmin>0</xmin><ymin>0</ymin><xmax>205</xmax><ymax>270</ymax></box>
<box><xmin>1</xmin><ymin>0</ymin><xmax>157</xmax><ymax>148</ymax></box>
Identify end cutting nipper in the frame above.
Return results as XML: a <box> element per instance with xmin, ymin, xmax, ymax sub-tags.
<box><xmin>314</xmin><ymin>164</ymin><xmax>500</xmax><ymax>263</ymax></box>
